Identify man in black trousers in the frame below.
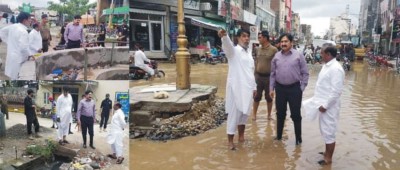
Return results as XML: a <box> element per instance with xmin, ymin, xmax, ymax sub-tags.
<box><xmin>24</xmin><ymin>89</ymin><xmax>41</xmax><ymax>140</ymax></box>
<box><xmin>269</xmin><ymin>33</ymin><xmax>309</xmax><ymax>145</ymax></box>
<box><xmin>99</xmin><ymin>93</ymin><xmax>112</xmax><ymax>132</ymax></box>
<box><xmin>77</xmin><ymin>90</ymin><xmax>96</xmax><ymax>149</ymax></box>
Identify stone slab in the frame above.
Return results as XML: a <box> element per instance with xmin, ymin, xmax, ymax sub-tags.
<box><xmin>130</xmin><ymin>84</ymin><xmax>217</xmax><ymax>113</ymax></box>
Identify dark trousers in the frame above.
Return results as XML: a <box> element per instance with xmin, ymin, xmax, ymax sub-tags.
<box><xmin>26</xmin><ymin>114</ymin><xmax>40</xmax><ymax>135</ymax></box>
<box><xmin>42</xmin><ymin>40</ymin><xmax>49</xmax><ymax>52</ymax></box>
<box><xmin>97</xmin><ymin>38</ymin><xmax>105</xmax><ymax>47</ymax></box>
<box><xmin>275</xmin><ymin>82</ymin><xmax>303</xmax><ymax>141</ymax></box>
<box><xmin>99</xmin><ymin>112</ymin><xmax>110</xmax><ymax>129</ymax></box>
<box><xmin>80</xmin><ymin>115</ymin><xmax>94</xmax><ymax>145</ymax></box>
<box><xmin>66</xmin><ymin>39</ymin><xmax>81</xmax><ymax>49</ymax></box>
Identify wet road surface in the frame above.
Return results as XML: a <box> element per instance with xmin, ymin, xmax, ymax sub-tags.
<box><xmin>130</xmin><ymin>61</ymin><xmax>400</xmax><ymax>169</ymax></box>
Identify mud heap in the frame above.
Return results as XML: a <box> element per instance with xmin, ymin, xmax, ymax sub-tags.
<box><xmin>143</xmin><ymin>97</ymin><xmax>225</xmax><ymax>141</ymax></box>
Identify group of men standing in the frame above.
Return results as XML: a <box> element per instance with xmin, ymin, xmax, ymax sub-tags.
<box><xmin>221</xmin><ymin>29</ymin><xmax>345</xmax><ymax>166</ymax></box>
<box><xmin>22</xmin><ymin>88</ymin><xmax>126</xmax><ymax>164</ymax></box>
<box><xmin>0</xmin><ymin>12</ymin><xmax>51</xmax><ymax>80</ymax></box>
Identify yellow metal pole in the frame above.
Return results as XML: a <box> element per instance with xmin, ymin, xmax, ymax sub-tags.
<box><xmin>176</xmin><ymin>0</ymin><xmax>191</xmax><ymax>89</ymax></box>
<box><xmin>108</xmin><ymin>0</ymin><xmax>114</xmax><ymax>29</ymax></box>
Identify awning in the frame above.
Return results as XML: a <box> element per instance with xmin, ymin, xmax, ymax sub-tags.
<box><xmin>103</xmin><ymin>6</ymin><xmax>129</xmax><ymax>15</ymax></box>
<box><xmin>190</xmin><ymin>16</ymin><xmax>226</xmax><ymax>31</ymax></box>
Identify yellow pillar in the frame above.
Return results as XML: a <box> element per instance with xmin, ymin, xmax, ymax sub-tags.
<box><xmin>108</xmin><ymin>0</ymin><xmax>115</xmax><ymax>29</ymax></box>
<box><xmin>176</xmin><ymin>0</ymin><xmax>191</xmax><ymax>89</ymax></box>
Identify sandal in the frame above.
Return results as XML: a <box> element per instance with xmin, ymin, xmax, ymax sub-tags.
<box><xmin>63</xmin><ymin>140</ymin><xmax>70</xmax><ymax>144</ymax></box>
<box><xmin>116</xmin><ymin>157</ymin><xmax>124</xmax><ymax>164</ymax></box>
<box><xmin>107</xmin><ymin>154</ymin><xmax>117</xmax><ymax>159</ymax></box>
<box><xmin>58</xmin><ymin>140</ymin><xmax>65</xmax><ymax>146</ymax></box>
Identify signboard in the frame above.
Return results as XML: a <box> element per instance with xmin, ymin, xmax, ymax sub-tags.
<box><xmin>115</xmin><ymin>92</ymin><xmax>129</xmax><ymax>118</ymax></box>
<box><xmin>250</xmin><ymin>26</ymin><xmax>258</xmax><ymax>41</ymax></box>
<box><xmin>373</xmin><ymin>34</ymin><xmax>381</xmax><ymax>43</ymax></box>
<box><xmin>184</xmin><ymin>0</ymin><xmax>200</xmax><ymax>10</ymax></box>
<box><xmin>170</xmin><ymin>22</ymin><xmax>178</xmax><ymax>52</ymax></box>
<box><xmin>21</xmin><ymin>3</ymin><xmax>32</xmax><ymax>13</ymax></box>
<box><xmin>218</xmin><ymin>0</ymin><xmax>243</xmax><ymax>21</ymax></box>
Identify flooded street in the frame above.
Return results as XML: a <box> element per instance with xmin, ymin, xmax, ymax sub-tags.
<box><xmin>130</xmin><ymin>61</ymin><xmax>400</xmax><ymax>169</ymax></box>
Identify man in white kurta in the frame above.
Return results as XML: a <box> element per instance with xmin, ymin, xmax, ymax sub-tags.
<box><xmin>28</xmin><ymin>23</ymin><xmax>42</xmax><ymax>56</ymax></box>
<box><xmin>134</xmin><ymin>45</ymin><xmax>154</xmax><ymax>76</ymax></box>
<box><xmin>0</xmin><ymin>12</ymin><xmax>31</xmax><ymax>80</ymax></box>
<box><xmin>107</xmin><ymin>103</ymin><xmax>126</xmax><ymax>164</ymax></box>
<box><xmin>219</xmin><ymin>29</ymin><xmax>256</xmax><ymax>150</ymax></box>
<box><xmin>305</xmin><ymin>43</ymin><xmax>344</xmax><ymax>165</ymax></box>
<box><xmin>56</xmin><ymin>88</ymin><xmax>73</xmax><ymax>144</ymax></box>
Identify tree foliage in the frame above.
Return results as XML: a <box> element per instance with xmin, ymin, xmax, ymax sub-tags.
<box><xmin>48</xmin><ymin>0</ymin><xmax>95</xmax><ymax>21</ymax></box>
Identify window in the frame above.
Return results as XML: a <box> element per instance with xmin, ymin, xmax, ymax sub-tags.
<box><xmin>44</xmin><ymin>92</ymin><xmax>50</xmax><ymax>104</ymax></box>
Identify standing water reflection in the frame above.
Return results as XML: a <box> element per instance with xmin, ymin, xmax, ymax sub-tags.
<box><xmin>130</xmin><ymin>61</ymin><xmax>400</xmax><ymax>169</ymax></box>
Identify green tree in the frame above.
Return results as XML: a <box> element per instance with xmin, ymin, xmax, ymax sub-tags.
<box><xmin>48</xmin><ymin>0</ymin><xmax>95</xmax><ymax>23</ymax></box>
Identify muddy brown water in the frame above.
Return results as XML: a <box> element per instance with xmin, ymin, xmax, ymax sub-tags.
<box><xmin>130</xmin><ymin>61</ymin><xmax>400</xmax><ymax>169</ymax></box>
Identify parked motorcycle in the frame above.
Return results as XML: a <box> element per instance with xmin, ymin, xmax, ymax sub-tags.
<box><xmin>201</xmin><ymin>51</ymin><xmax>228</xmax><ymax>64</ymax></box>
<box><xmin>130</xmin><ymin>60</ymin><xmax>165</xmax><ymax>80</ymax></box>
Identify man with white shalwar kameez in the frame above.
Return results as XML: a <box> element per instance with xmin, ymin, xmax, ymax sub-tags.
<box><xmin>0</xmin><ymin>12</ymin><xmax>31</xmax><ymax>80</ymax></box>
<box><xmin>219</xmin><ymin>29</ymin><xmax>256</xmax><ymax>150</ymax></box>
<box><xmin>303</xmin><ymin>43</ymin><xmax>344</xmax><ymax>165</ymax></box>
<box><xmin>107</xmin><ymin>103</ymin><xmax>126</xmax><ymax>164</ymax></box>
<box><xmin>56</xmin><ymin>87</ymin><xmax>73</xmax><ymax>145</ymax></box>
<box><xmin>28</xmin><ymin>23</ymin><xmax>42</xmax><ymax>57</ymax></box>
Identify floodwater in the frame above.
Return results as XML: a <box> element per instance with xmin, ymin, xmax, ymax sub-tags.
<box><xmin>130</xmin><ymin>61</ymin><xmax>400</xmax><ymax>170</ymax></box>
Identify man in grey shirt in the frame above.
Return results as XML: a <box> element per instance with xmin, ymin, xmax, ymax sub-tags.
<box><xmin>64</xmin><ymin>15</ymin><xmax>84</xmax><ymax>49</ymax></box>
<box><xmin>77</xmin><ymin>90</ymin><xmax>96</xmax><ymax>149</ymax></box>
<box><xmin>269</xmin><ymin>33</ymin><xmax>309</xmax><ymax>145</ymax></box>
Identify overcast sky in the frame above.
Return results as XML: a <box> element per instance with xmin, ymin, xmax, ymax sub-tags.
<box><xmin>1</xmin><ymin>0</ymin><xmax>96</xmax><ymax>10</ymax></box>
<box><xmin>292</xmin><ymin>0</ymin><xmax>361</xmax><ymax>37</ymax></box>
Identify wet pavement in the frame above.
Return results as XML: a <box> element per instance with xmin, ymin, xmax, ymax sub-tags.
<box><xmin>130</xmin><ymin>61</ymin><xmax>400</xmax><ymax>169</ymax></box>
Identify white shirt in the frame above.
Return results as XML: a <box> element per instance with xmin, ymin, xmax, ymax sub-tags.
<box><xmin>56</xmin><ymin>94</ymin><xmax>73</xmax><ymax>127</ymax></box>
<box><xmin>0</xmin><ymin>23</ymin><xmax>30</xmax><ymax>80</ymax></box>
<box><xmin>134</xmin><ymin>50</ymin><xmax>150</xmax><ymax>67</ymax></box>
<box><xmin>314</xmin><ymin>59</ymin><xmax>345</xmax><ymax>109</ymax></box>
<box><xmin>221</xmin><ymin>36</ymin><xmax>256</xmax><ymax>115</ymax></box>
<box><xmin>107</xmin><ymin>109</ymin><xmax>126</xmax><ymax>145</ymax></box>
<box><xmin>28</xmin><ymin>29</ymin><xmax>43</xmax><ymax>56</ymax></box>
<box><xmin>305</xmin><ymin>48</ymin><xmax>313</xmax><ymax>55</ymax></box>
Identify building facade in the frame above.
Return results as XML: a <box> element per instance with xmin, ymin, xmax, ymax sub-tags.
<box><xmin>130</xmin><ymin>0</ymin><xmax>258</xmax><ymax>59</ymax></box>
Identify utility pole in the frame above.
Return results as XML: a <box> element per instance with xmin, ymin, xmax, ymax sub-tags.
<box><xmin>225</xmin><ymin>0</ymin><xmax>231</xmax><ymax>38</ymax></box>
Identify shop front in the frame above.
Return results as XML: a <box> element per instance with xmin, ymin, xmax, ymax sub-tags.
<box><xmin>130</xmin><ymin>3</ymin><xmax>167</xmax><ymax>58</ymax></box>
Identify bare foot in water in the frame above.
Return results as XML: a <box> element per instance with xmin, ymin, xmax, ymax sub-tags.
<box><xmin>318</xmin><ymin>159</ymin><xmax>332</xmax><ymax>165</ymax></box>
<box><xmin>228</xmin><ymin>142</ymin><xmax>236</xmax><ymax>150</ymax></box>
<box><xmin>238</xmin><ymin>137</ymin><xmax>245</xmax><ymax>143</ymax></box>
